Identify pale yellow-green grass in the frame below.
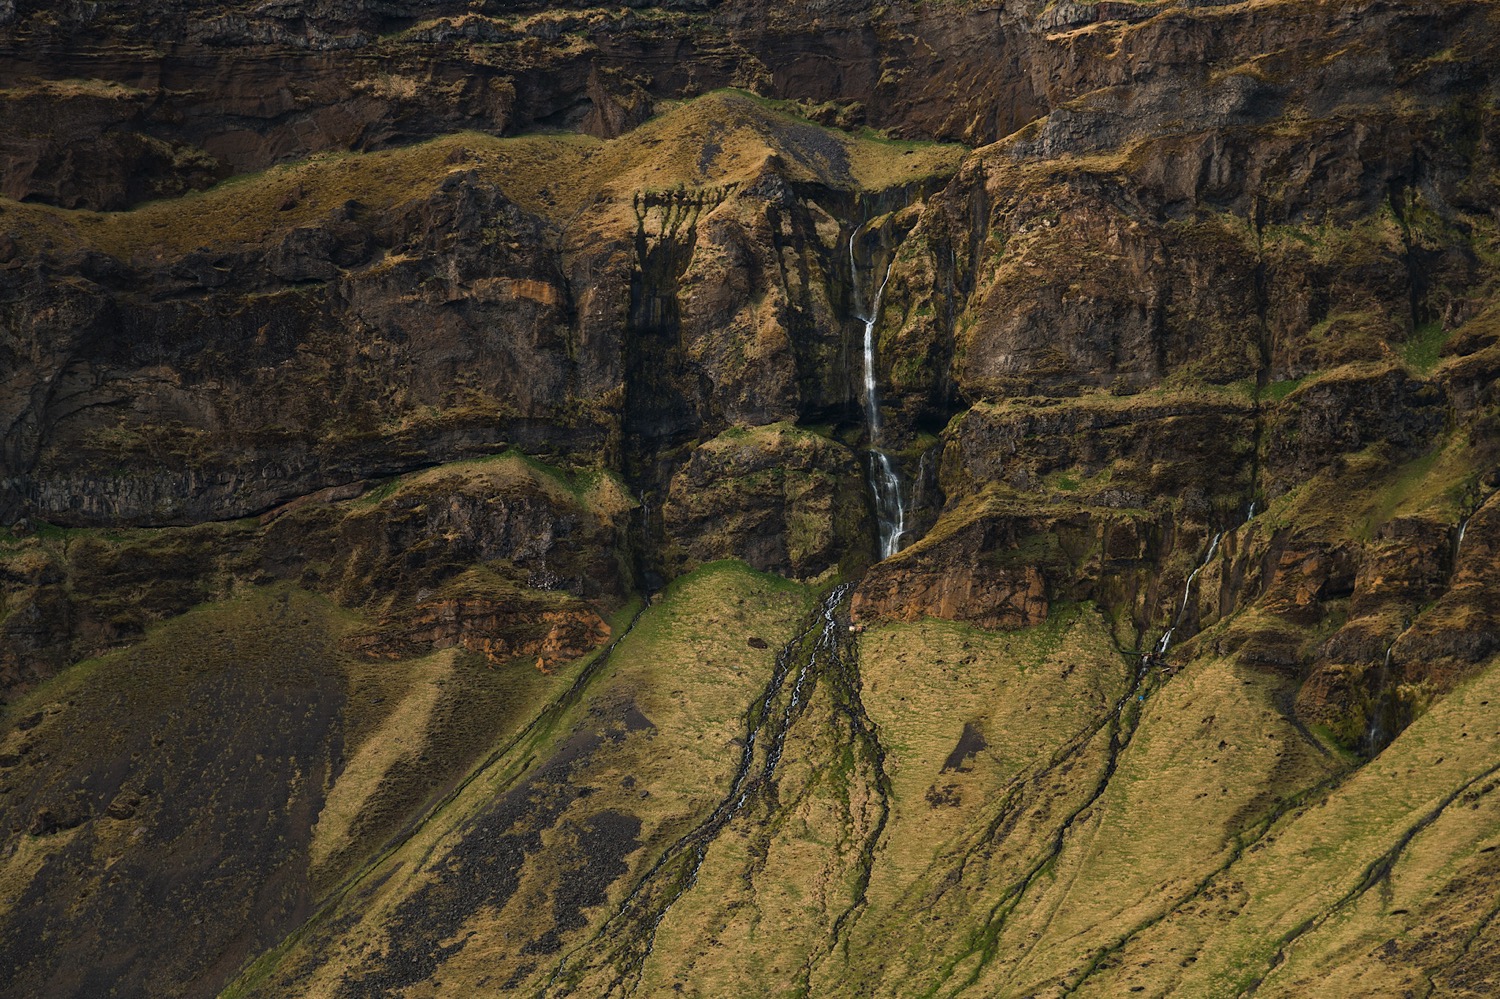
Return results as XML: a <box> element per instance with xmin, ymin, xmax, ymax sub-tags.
<box><xmin>309</xmin><ymin>648</ymin><xmax>458</xmax><ymax>871</ymax></box>
<box><xmin>1066</xmin><ymin>652</ymin><xmax>1500</xmax><ymax>998</ymax></box>
<box><xmin>230</xmin><ymin>560</ymin><xmax>812</xmax><ymax>997</ymax></box>
<box><xmin>1</xmin><ymin>89</ymin><xmax>965</xmax><ymax>261</ymax></box>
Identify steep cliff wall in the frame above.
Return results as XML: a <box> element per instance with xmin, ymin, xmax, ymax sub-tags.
<box><xmin>4</xmin><ymin>1</ymin><xmax>1500</xmax><ymax>997</ymax></box>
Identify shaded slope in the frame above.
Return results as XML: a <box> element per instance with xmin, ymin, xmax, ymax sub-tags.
<box><xmin>225</xmin><ymin>560</ymin><xmax>815</xmax><ymax>998</ymax></box>
<box><xmin>0</xmin><ymin>587</ymin><xmax>598</xmax><ymax>999</ymax></box>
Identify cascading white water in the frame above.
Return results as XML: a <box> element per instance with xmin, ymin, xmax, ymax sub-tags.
<box><xmin>850</xmin><ymin>226</ymin><xmax>908</xmax><ymax>560</ymax></box>
<box><xmin>1156</xmin><ymin>531</ymin><xmax>1223</xmax><ymax>655</ymax></box>
<box><xmin>1365</xmin><ymin>643</ymin><xmax>1395</xmax><ymax>756</ymax></box>
<box><xmin>911</xmin><ymin>449</ymin><xmax>931</xmax><ymax>513</ymax></box>
<box><xmin>1178</xmin><ymin>532</ymin><xmax>1222</xmax><ymax>618</ymax></box>
<box><xmin>1457</xmin><ymin>517</ymin><xmax>1469</xmax><ymax>557</ymax></box>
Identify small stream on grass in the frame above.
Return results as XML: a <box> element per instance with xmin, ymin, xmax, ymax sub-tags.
<box><xmin>550</xmin><ymin>584</ymin><xmax>859</xmax><ymax>994</ymax></box>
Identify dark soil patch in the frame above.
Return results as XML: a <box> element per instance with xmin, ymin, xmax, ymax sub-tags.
<box><xmin>0</xmin><ymin>591</ymin><xmax>346</xmax><ymax>999</ymax></box>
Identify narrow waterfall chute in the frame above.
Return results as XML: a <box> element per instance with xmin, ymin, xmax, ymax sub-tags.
<box><xmin>1365</xmin><ymin>642</ymin><xmax>1396</xmax><ymax>756</ymax></box>
<box><xmin>1157</xmin><ymin>531</ymin><xmax>1224</xmax><ymax>655</ymax></box>
<box><xmin>849</xmin><ymin>224</ymin><xmax>909</xmax><ymax>560</ymax></box>
<box><xmin>1178</xmin><ymin>532</ymin><xmax>1222</xmax><ymax>619</ymax></box>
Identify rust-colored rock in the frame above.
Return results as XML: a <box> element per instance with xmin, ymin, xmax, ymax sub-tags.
<box><xmin>368</xmin><ymin>598</ymin><xmax>611</xmax><ymax>669</ymax></box>
<box><xmin>853</xmin><ymin>559</ymin><xmax>1048</xmax><ymax>631</ymax></box>
<box><xmin>852</xmin><ymin>501</ymin><xmax>1052</xmax><ymax>629</ymax></box>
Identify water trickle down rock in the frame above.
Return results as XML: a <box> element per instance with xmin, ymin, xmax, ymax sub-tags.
<box><xmin>1365</xmin><ymin>642</ymin><xmax>1397</xmax><ymax>757</ymax></box>
<box><xmin>849</xmin><ymin>223</ymin><xmax>908</xmax><ymax>560</ymax></box>
<box><xmin>1156</xmin><ymin>531</ymin><xmax>1223</xmax><ymax>656</ymax></box>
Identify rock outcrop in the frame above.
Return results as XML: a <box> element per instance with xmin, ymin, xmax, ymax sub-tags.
<box><xmin>5</xmin><ymin>1</ymin><xmax>1500</xmax><ymax>997</ymax></box>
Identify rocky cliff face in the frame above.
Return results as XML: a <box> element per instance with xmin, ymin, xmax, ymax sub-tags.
<box><xmin>4</xmin><ymin>1</ymin><xmax>1500</xmax><ymax>997</ymax></box>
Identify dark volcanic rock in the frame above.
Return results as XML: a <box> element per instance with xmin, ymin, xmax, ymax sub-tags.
<box><xmin>4</xmin><ymin>1</ymin><xmax>1500</xmax><ymax>993</ymax></box>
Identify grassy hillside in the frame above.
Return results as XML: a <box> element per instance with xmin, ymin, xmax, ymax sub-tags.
<box><xmin>2</xmin><ymin>90</ymin><xmax>965</xmax><ymax>260</ymax></box>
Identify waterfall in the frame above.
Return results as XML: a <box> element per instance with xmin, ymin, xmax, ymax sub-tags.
<box><xmin>1178</xmin><ymin>533</ymin><xmax>1222</xmax><ymax>618</ymax></box>
<box><xmin>912</xmin><ymin>449</ymin><xmax>931</xmax><ymax>513</ymax></box>
<box><xmin>1156</xmin><ymin>531</ymin><xmax>1223</xmax><ymax>655</ymax></box>
<box><xmin>850</xmin><ymin>226</ymin><xmax>908</xmax><ymax>560</ymax></box>
<box><xmin>1365</xmin><ymin>643</ymin><xmax>1395</xmax><ymax>756</ymax></box>
<box><xmin>1456</xmin><ymin>517</ymin><xmax>1469</xmax><ymax>558</ymax></box>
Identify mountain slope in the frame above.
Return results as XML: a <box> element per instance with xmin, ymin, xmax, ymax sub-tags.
<box><xmin>2</xmin><ymin>1</ymin><xmax>1500</xmax><ymax>996</ymax></box>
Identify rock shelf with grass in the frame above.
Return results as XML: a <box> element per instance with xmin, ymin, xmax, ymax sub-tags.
<box><xmin>4</xmin><ymin>0</ymin><xmax>1500</xmax><ymax>996</ymax></box>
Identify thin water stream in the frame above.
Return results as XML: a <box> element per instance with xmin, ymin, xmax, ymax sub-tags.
<box><xmin>1156</xmin><ymin>531</ymin><xmax>1223</xmax><ymax>655</ymax></box>
<box><xmin>849</xmin><ymin>225</ymin><xmax>908</xmax><ymax>560</ymax></box>
<box><xmin>554</xmin><ymin>585</ymin><xmax>853</xmax><ymax>992</ymax></box>
<box><xmin>1365</xmin><ymin>643</ymin><xmax>1396</xmax><ymax>756</ymax></box>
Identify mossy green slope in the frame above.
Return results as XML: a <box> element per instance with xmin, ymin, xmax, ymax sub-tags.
<box><xmin>199</xmin><ymin>566</ymin><xmax>1499</xmax><ymax>999</ymax></box>
<box><xmin>0</xmin><ymin>587</ymin><xmax>580</xmax><ymax>998</ymax></box>
<box><xmin>3</xmin><ymin>2</ymin><xmax>1500</xmax><ymax>993</ymax></box>
<box><xmin>224</xmin><ymin>560</ymin><xmax>814</xmax><ymax>998</ymax></box>
<box><xmin>4</xmin><ymin>90</ymin><xmax>964</xmax><ymax>261</ymax></box>
<box><xmin>2</xmin><ymin>494</ymin><xmax>1497</xmax><ymax>999</ymax></box>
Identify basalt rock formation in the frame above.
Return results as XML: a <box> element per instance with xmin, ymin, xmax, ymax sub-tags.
<box><xmin>4</xmin><ymin>1</ymin><xmax>1500</xmax><ymax>997</ymax></box>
